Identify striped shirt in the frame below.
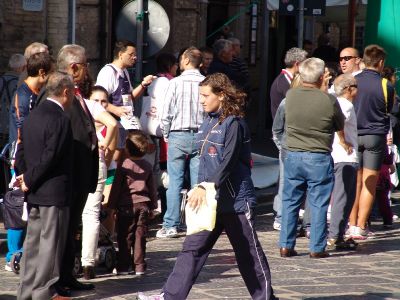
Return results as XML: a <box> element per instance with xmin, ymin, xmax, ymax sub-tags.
<box><xmin>160</xmin><ymin>69</ymin><xmax>205</xmax><ymax>138</ymax></box>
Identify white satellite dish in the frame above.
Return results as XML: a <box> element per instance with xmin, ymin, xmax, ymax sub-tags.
<box><xmin>116</xmin><ymin>0</ymin><xmax>170</xmax><ymax>58</ymax></box>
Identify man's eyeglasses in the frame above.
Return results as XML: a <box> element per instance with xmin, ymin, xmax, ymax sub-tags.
<box><xmin>346</xmin><ymin>84</ymin><xmax>358</xmax><ymax>89</ymax></box>
<box><xmin>339</xmin><ymin>56</ymin><xmax>357</xmax><ymax>62</ymax></box>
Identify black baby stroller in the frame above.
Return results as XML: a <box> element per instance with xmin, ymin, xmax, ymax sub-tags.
<box><xmin>73</xmin><ymin>209</ymin><xmax>117</xmax><ymax>276</ymax></box>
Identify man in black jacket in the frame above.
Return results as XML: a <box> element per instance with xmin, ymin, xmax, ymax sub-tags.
<box><xmin>56</xmin><ymin>44</ymin><xmax>99</xmax><ymax>293</ymax></box>
<box><xmin>16</xmin><ymin>72</ymin><xmax>74</xmax><ymax>300</ymax></box>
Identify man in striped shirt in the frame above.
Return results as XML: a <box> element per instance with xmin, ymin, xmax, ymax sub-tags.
<box><xmin>157</xmin><ymin>47</ymin><xmax>205</xmax><ymax>238</ymax></box>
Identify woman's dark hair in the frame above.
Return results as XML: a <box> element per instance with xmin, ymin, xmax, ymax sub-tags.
<box><xmin>125</xmin><ymin>131</ymin><xmax>148</xmax><ymax>158</ymax></box>
<box><xmin>90</xmin><ymin>85</ymin><xmax>109</xmax><ymax>97</ymax></box>
<box><xmin>382</xmin><ymin>66</ymin><xmax>395</xmax><ymax>81</ymax></box>
<box><xmin>156</xmin><ymin>52</ymin><xmax>177</xmax><ymax>73</ymax></box>
<box><xmin>199</xmin><ymin>73</ymin><xmax>246</xmax><ymax>122</ymax></box>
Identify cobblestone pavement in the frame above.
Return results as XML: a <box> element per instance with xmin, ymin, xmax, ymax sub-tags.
<box><xmin>1</xmin><ymin>198</ymin><xmax>400</xmax><ymax>300</ymax></box>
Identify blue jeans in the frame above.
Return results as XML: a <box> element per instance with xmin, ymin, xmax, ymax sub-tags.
<box><xmin>280</xmin><ymin>151</ymin><xmax>334</xmax><ymax>253</ymax></box>
<box><xmin>163</xmin><ymin>132</ymin><xmax>199</xmax><ymax>229</ymax></box>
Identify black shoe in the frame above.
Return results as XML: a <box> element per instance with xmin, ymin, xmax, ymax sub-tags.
<box><xmin>64</xmin><ymin>277</ymin><xmax>95</xmax><ymax>290</ymax></box>
<box><xmin>55</xmin><ymin>284</ymin><xmax>72</xmax><ymax>297</ymax></box>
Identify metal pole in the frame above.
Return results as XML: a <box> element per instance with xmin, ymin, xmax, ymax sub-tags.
<box><xmin>257</xmin><ymin>1</ymin><xmax>269</xmax><ymax>140</ymax></box>
<box><xmin>72</xmin><ymin>0</ymin><xmax>76</xmax><ymax>43</ymax></box>
<box><xmin>297</xmin><ymin>0</ymin><xmax>304</xmax><ymax>48</ymax></box>
<box><xmin>68</xmin><ymin>0</ymin><xmax>76</xmax><ymax>44</ymax></box>
<box><xmin>136</xmin><ymin>0</ymin><xmax>144</xmax><ymax>84</ymax></box>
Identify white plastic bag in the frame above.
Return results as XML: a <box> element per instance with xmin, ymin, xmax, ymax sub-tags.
<box><xmin>140</xmin><ymin>77</ymin><xmax>169</xmax><ymax>137</ymax></box>
<box><xmin>185</xmin><ymin>182</ymin><xmax>217</xmax><ymax>235</ymax></box>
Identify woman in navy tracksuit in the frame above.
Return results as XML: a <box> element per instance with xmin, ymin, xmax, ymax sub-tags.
<box><xmin>143</xmin><ymin>73</ymin><xmax>276</xmax><ymax>300</ymax></box>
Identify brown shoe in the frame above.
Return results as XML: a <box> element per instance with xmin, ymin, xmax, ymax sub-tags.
<box><xmin>83</xmin><ymin>266</ymin><xmax>96</xmax><ymax>280</ymax></box>
<box><xmin>309</xmin><ymin>251</ymin><xmax>330</xmax><ymax>258</ymax></box>
<box><xmin>280</xmin><ymin>247</ymin><xmax>298</xmax><ymax>257</ymax></box>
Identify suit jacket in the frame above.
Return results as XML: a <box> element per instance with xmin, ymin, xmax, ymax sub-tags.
<box><xmin>66</xmin><ymin>96</ymin><xmax>99</xmax><ymax>194</ymax></box>
<box><xmin>17</xmin><ymin>99</ymin><xmax>73</xmax><ymax>207</ymax></box>
<box><xmin>36</xmin><ymin>90</ymin><xmax>99</xmax><ymax>194</ymax></box>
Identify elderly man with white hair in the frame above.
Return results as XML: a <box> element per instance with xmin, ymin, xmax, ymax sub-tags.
<box><xmin>279</xmin><ymin>57</ymin><xmax>345</xmax><ymax>259</ymax></box>
<box><xmin>327</xmin><ymin>73</ymin><xmax>359</xmax><ymax>251</ymax></box>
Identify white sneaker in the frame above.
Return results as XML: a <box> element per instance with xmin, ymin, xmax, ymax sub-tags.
<box><xmin>351</xmin><ymin>226</ymin><xmax>375</xmax><ymax>240</ymax></box>
<box><xmin>137</xmin><ymin>292</ymin><xmax>164</xmax><ymax>300</ymax></box>
<box><xmin>345</xmin><ymin>225</ymin><xmax>356</xmax><ymax>238</ymax></box>
<box><xmin>393</xmin><ymin>214</ymin><xmax>399</xmax><ymax>221</ymax></box>
<box><xmin>156</xmin><ymin>227</ymin><xmax>178</xmax><ymax>238</ymax></box>
<box><xmin>273</xmin><ymin>221</ymin><xmax>281</xmax><ymax>231</ymax></box>
<box><xmin>4</xmin><ymin>262</ymin><xmax>12</xmax><ymax>272</ymax></box>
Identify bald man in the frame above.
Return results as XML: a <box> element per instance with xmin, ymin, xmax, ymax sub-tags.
<box><xmin>339</xmin><ymin>47</ymin><xmax>362</xmax><ymax>75</ymax></box>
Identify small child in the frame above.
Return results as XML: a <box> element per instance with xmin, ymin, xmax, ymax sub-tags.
<box><xmin>375</xmin><ymin>142</ymin><xmax>395</xmax><ymax>228</ymax></box>
<box><xmin>108</xmin><ymin>131</ymin><xmax>158</xmax><ymax>275</ymax></box>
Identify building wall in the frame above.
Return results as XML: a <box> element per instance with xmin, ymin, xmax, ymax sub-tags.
<box><xmin>0</xmin><ymin>0</ymin><xmax>105</xmax><ymax>74</ymax></box>
<box><xmin>0</xmin><ymin>1</ymin><xmax>46</xmax><ymax>70</ymax></box>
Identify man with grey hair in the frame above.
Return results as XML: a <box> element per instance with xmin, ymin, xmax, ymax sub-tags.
<box><xmin>53</xmin><ymin>44</ymin><xmax>98</xmax><ymax>293</ymax></box>
<box><xmin>327</xmin><ymin>73</ymin><xmax>359</xmax><ymax>250</ymax></box>
<box><xmin>208</xmin><ymin>39</ymin><xmax>247</xmax><ymax>90</ymax></box>
<box><xmin>270</xmin><ymin>47</ymin><xmax>307</xmax><ymax>232</ymax></box>
<box><xmin>279</xmin><ymin>57</ymin><xmax>344</xmax><ymax>259</ymax></box>
<box><xmin>15</xmin><ymin>71</ymin><xmax>74</xmax><ymax>300</ymax></box>
<box><xmin>270</xmin><ymin>47</ymin><xmax>308</xmax><ymax>119</ymax></box>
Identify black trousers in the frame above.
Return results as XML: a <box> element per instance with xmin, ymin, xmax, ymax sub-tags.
<box><xmin>162</xmin><ymin>212</ymin><xmax>275</xmax><ymax>300</ymax></box>
<box><xmin>59</xmin><ymin>191</ymin><xmax>88</xmax><ymax>283</ymax></box>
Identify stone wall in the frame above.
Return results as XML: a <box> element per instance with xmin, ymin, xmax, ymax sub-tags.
<box><xmin>0</xmin><ymin>1</ymin><xmax>46</xmax><ymax>71</ymax></box>
<box><xmin>0</xmin><ymin>0</ymin><xmax>105</xmax><ymax>74</ymax></box>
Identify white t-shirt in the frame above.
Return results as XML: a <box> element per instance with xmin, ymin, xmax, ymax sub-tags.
<box><xmin>331</xmin><ymin>97</ymin><xmax>358</xmax><ymax>163</ymax></box>
<box><xmin>95</xmin><ymin>63</ymin><xmax>133</xmax><ymax>95</ymax></box>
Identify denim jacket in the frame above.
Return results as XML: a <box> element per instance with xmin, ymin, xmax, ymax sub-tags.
<box><xmin>196</xmin><ymin>112</ymin><xmax>256</xmax><ymax>213</ymax></box>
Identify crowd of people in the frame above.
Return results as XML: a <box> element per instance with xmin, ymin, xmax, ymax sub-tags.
<box><xmin>0</xmin><ymin>36</ymin><xmax>271</xmax><ymax>300</ymax></box>
<box><xmin>0</xmin><ymin>34</ymin><xmax>398</xmax><ymax>300</ymax></box>
<box><xmin>271</xmin><ymin>43</ymin><xmax>398</xmax><ymax>259</ymax></box>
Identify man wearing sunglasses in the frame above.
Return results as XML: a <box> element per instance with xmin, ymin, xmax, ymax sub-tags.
<box><xmin>339</xmin><ymin>47</ymin><xmax>362</xmax><ymax>76</ymax></box>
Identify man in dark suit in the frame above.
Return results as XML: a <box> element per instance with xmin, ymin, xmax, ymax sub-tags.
<box><xmin>16</xmin><ymin>72</ymin><xmax>75</xmax><ymax>300</ymax></box>
<box><xmin>55</xmin><ymin>45</ymin><xmax>99</xmax><ymax>293</ymax></box>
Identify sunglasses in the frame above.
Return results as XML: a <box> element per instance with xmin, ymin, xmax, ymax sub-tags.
<box><xmin>339</xmin><ymin>56</ymin><xmax>357</xmax><ymax>62</ymax></box>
